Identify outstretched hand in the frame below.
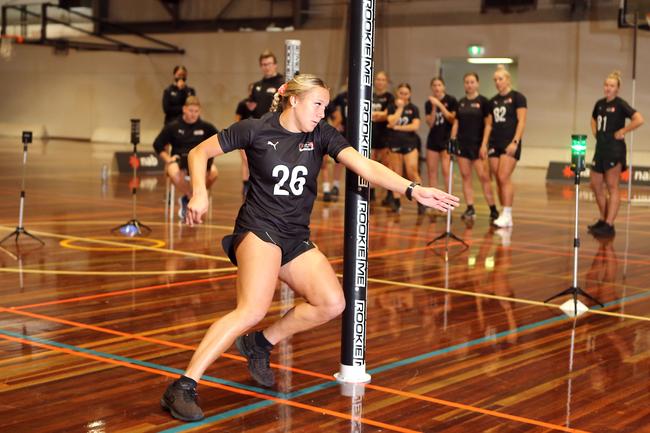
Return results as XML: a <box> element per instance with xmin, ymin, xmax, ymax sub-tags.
<box><xmin>185</xmin><ymin>192</ymin><xmax>209</xmax><ymax>226</ymax></box>
<box><xmin>413</xmin><ymin>186</ymin><xmax>460</xmax><ymax>213</ymax></box>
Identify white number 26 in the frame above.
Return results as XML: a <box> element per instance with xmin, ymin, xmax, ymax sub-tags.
<box><xmin>272</xmin><ymin>165</ymin><xmax>308</xmax><ymax>196</ymax></box>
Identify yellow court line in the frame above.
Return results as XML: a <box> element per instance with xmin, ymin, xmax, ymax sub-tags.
<box><xmin>0</xmin><ymin>267</ymin><xmax>237</xmax><ymax>276</ymax></box>
<box><xmin>0</xmin><ymin>225</ymin><xmax>231</xmax><ymax>262</ymax></box>
<box><xmin>60</xmin><ymin>236</ymin><xmax>166</xmax><ymax>252</ymax></box>
<box><xmin>364</xmin><ymin>277</ymin><xmax>650</xmax><ymax>322</ymax></box>
<box><xmin>23</xmin><ymin>220</ymin><xmax>234</xmax><ymax>231</ymax></box>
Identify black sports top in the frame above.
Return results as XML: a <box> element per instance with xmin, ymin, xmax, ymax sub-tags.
<box><xmin>218</xmin><ymin>112</ymin><xmax>351</xmax><ymax>236</ymax></box>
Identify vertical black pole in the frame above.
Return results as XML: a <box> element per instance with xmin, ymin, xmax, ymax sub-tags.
<box><xmin>336</xmin><ymin>0</ymin><xmax>375</xmax><ymax>384</ymax></box>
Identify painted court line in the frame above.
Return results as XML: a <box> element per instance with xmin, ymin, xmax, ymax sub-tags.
<box><xmin>1</xmin><ymin>308</ymin><xmax>592</xmax><ymax>432</ymax></box>
<box><xmin>0</xmin><ymin>329</ymin><xmax>418</xmax><ymax>433</ymax></box>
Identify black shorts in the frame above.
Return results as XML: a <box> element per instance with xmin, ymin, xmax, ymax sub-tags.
<box><xmin>222</xmin><ymin>228</ymin><xmax>315</xmax><ymax>266</ymax></box>
<box><xmin>488</xmin><ymin>141</ymin><xmax>521</xmax><ymax>161</ymax></box>
<box><xmin>373</xmin><ymin>136</ymin><xmax>389</xmax><ymax>150</ymax></box>
<box><xmin>176</xmin><ymin>154</ymin><xmax>214</xmax><ymax>171</ymax></box>
<box><xmin>591</xmin><ymin>154</ymin><xmax>627</xmax><ymax>174</ymax></box>
<box><xmin>426</xmin><ymin>137</ymin><xmax>447</xmax><ymax>153</ymax></box>
<box><xmin>457</xmin><ymin>140</ymin><xmax>480</xmax><ymax>161</ymax></box>
<box><xmin>388</xmin><ymin>132</ymin><xmax>420</xmax><ymax>155</ymax></box>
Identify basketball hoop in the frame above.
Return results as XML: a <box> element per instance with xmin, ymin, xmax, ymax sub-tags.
<box><xmin>0</xmin><ymin>35</ymin><xmax>24</xmax><ymax>61</ymax></box>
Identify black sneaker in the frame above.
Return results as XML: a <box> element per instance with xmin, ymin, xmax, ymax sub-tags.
<box><xmin>461</xmin><ymin>206</ymin><xmax>476</xmax><ymax>220</ymax></box>
<box><xmin>591</xmin><ymin>222</ymin><xmax>615</xmax><ymax>238</ymax></box>
<box><xmin>390</xmin><ymin>198</ymin><xmax>401</xmax><ymax>213</ymax></box>
<box><xmin>161</xmin><ymin>378</ymin><xmax>204</xmax><ymax>422</ymax></box>
<box><xmin>489</xmin><ymin>207</ymin><xmax>499</xmax><ymax>221</ymax></box>
<box><xmin>323</xmin><ymin>191</ymin><xmax>332</xmax><ymax>202</ymax></box>
<box><xmin>331</xmin><ymin>185</ymin><xmax>340</xmax><ymax>201</ymax></box>
<box><xmin>235</xmin><ymin>332</ymin><xmax>275</xmax><ymax>387</ymax></box>
<box><xmin>382</xmin><ymin>191</ymin><xmax>394</xmax><ymax>207</ymax></box>
<box><xmin>178</xmin><ymin>195</ymin><xmax>190</xmax><ymax>220</ymax></box>
<box><xmin>588</xmin><ymin>219</ymin><xmax>606</xmax><ymax>232</ymax></box>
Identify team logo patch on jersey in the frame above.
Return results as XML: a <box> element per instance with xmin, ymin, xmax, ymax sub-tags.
<box><xmin>178</xmin><ymin>129</ymin><xmax>185</xmax><ymax>134</ymax></box>
<box><xmin>267</xmin><ymin>87</ymin><xmax>277</xmax><ymax>93</ymax></box>
<box><xmin>193</xmin><ymin>129</ymin><xmax>204</xmax><ymax>136</ymax></box>
<box><xmin>471</xmin><ymin>103</ymin><xmax>481</xmax><ymax>108</ymax></box>
<box><xmin>299</xmin><ymin>141</ymin><xmax>314</xmax><ymax>152</ymax></box>
<box><xmin>255</xmin><ymin>86</ymin><xmax>261</xmax><ymax>92</ymax></box>
<box><xmin>505</xmin><ymin>98</ymin><xmax>512</xmax><ymax>104</ymax></box>
<box><xmin>607</xmin><ymin>107</ymin><xmax>616</xmax><ymax>113</ymax></box>
<box><xmin>267</xmin><ymin>140</ymin><xmax>279</xmax><ymax>150</ymax></box>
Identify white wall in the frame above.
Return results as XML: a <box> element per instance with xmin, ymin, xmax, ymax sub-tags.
<box><xmin>0</xmin><ymin>20</ymin><xmax>647</xmax><ymax>167</ymax></box>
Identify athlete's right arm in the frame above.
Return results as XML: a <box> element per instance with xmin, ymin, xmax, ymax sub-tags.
<box><xmin>186</xmin><ymin>134</ymin><xmax>226</xmax><ymax>226</ymax></box>
<box><xmin>590</xmin><ymin>117</ymin><xmax>597</xmax><ymax>138</ymax></box>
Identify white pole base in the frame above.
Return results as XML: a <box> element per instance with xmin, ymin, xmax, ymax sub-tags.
<box><xmin>334</xmin><ymin>364</ymin><xmax>371</xmax><ymax>384</ymax></box>
<box><xmin>560</xmin><ymin>299</ymin><xmax>589</xmax><ymax>318</ymax></box>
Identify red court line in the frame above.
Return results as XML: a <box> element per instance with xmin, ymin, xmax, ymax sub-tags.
<box><xmin>1</xmin><ymin>307</ymin><xmax>589</xmax><ymax>432</ymax></box>
<box><xmin>13</xmin><ymin>274</ymin><xmax>238</xmax><ymax>310</ymax></box>
<box><xmin>0</xmin><ymin>332</ymin><xmax>420</xmax><ymax>433</ymax></box>
<box><xmin>1</xmin><ymin>307</ymin><xmax>334</xmax><ymax>381</ymax></box>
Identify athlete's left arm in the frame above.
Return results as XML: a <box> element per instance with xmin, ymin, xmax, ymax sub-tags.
<box><xmin>393</xmin><ymin>118</ymin><xmax>420</xmax><ymax>132</ymax></box>
<box><xmin>437</xmin><ymin>102</ymin><xmax>456</xmax><ymax>123</ymax></box>
<box><xmin>513</xmin><ymin>107</ymin><xmax>527</xmax><ymax>143</ymax></box>
<box><xmin>336</xmin><ymin>147</ymin><xmax>459</xmax><ymax>212</ymax></box>
<box><xmin>615</xmin><ymin>112</ymin><xmax>645</xmax><ymax>140</ymax></box>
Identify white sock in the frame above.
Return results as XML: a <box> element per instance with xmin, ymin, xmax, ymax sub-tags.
<box><xmin>503</xmin><ymin>207</ymin><xmax>512</xmax><ymax>217</ymax></box>
<box><xmin>323</xmin><ymin>182</ymin><xmax>331</xmax><ymax>193</ymax></box>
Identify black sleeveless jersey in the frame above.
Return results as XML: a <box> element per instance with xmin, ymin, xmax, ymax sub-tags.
<box><xmin>153</xmin><ymin>117</ymin><xmax>218</xmax><ymax>158</ymax></box>
<box><xmin>251</xmin><ymin>74</ymin><xmax>285</xmax><ymax>118</ymax></box>
<box><xmin>218</xmin><ymin>112</ymin><xmax>350</xmax><ymax>236</ymax></box>
<box><xmin>372</xmin><ymin>91</ymin><xmax>395</xmax><ymax>144</ymax></box>
<box><xmin>488</xmin><ymin>90</ymin><xmax>527</xmax><ymax>146</ymax></box>
<box><xmin>592</xmin><ymin>97</ymin><xmax>636</xmax><ymax>156</ymax></box>
<box><xmin>425</xmin><ymin>94</ymin><xmax>458</xmax><ymax>148</ymax></box>
<box><xmin>387</xmin><ymin>101</ymin><xmax>420</xmax><ymax>148</ymax></box>
<box><xmin>456</xmin><ymin>95</ymin><xmax>490</xmax><ymax>146</ymax></box>
<box><xmin>162</xmin><ymin>84</ymin><xmax>196</xmax><ymax>124</ymax></box>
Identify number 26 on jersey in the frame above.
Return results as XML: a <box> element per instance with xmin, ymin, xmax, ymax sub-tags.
<box><xmin>273</xmin><ymin>164</ymin><xmax>308</xmax><ymax>196</ymax></box>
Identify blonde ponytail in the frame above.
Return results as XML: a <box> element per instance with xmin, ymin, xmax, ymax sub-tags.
<box><xmin>270</xmin><ymin>74</ymin><xmax>329</xmax><ymax>113</ymax></box>
<box><xmin>606</xmin><ymin>70</ymin><xmax>622</xmax><ymax>88</ymax></box>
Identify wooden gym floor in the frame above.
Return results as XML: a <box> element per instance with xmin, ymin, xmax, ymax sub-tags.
<box><xmin>0</xmin><ymin>137</ymin><xmax>648</xmax><ymax>433</ymax></box>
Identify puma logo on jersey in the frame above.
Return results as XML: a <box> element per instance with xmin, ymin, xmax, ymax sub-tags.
<box><xmin>193</xmin><ymin>129</ymin><xmax>204</xmax><ymax>136</ymax></box>
<box><xmin>267</xmin><ymin>140</ymin><xmax>279</xmax><ymax>150</ymax></box>
<box><xmin>299</xmin><ymin>142</ymin><xmax>314</xmax><ymax>152</ymax></box>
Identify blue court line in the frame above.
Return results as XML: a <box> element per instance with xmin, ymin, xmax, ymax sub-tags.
<box><xmin>1</xmin><ymin>289</ymin><xmax>647</xmax><ymax>433</ymax></box>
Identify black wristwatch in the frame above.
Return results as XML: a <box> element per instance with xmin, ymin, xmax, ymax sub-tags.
<box><xmin>405</xmin><ymin>182</ymin><xmax>419</xmax><ymax>201</ymax></box>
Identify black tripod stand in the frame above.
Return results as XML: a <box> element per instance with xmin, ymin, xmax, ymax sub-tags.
<box><xmin>112</xmin><ymin>119</ymin><xmax>151</xmax><ymax>237</ymax></box>
<box><xmin>545</xmin><ymin>135</ymin><xmax>603</xmax><ymax>316</ymax></box>
<box><xmin>428</xmin><ymin>139</ymin><xmax>468</xmax><ymax>251</ymax></box>
<box><xmin>0</xmin><ymin>131</ymin><xmax>45</xmax><ymax>247</ymax></box>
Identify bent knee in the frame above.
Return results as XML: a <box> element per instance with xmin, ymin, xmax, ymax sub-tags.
<box><xmin>234</xmin><ymin>307</ymin><xmax>268</xmax><ymax>329</ymax></box>
<box><xmin>319</xmin><ymin>294</ymin><xmax>346</xmax><ymax>320</ymax></box>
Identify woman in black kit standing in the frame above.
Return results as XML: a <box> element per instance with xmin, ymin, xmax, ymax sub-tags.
<box><xmin>488</xmin><ymin>65</ymin><xmax>527</xmax><ymax>229</ymax></box>
<box><xmin>386</xmin><ymin>83</ymin><xmax>425</xmax><ymax>213</ymax></box>
<box><xmin>371</xmin><ymin>71</ymin><xmax>394</xmax><ymax>203</ymax></box>
<box><xmin>589</xmin><ymin>70</ymin><xmax>644</xmax><ymax>237</ymax></box>
<box><xmin>450</xmin><ymin>72</ymin><xmax>498</xmax><ymax>221</ymax></box>
<box><xmin>425</xmin><ymin>77</ymin><xmax>458</xmax><ymax>192</ymax></box>
<box><xmin>162</xmin><ymin>65</ymin><xmax>196</xmax><ymax>125</ymax></box>
<box><xmin>159</xmin><ymin>74</ymin><xmax>459</xmax><ymax>422</ymax></box>
<box><xmin>235</xmin><ymin>83</ymin><xmax>257</xmax><ymax>197</ymax></box>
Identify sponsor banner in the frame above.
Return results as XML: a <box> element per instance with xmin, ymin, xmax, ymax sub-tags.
<box><xmin>114</xmin><ymin>152</ymin><xmax>164</xmax><ymax>173</ymax></box>
<box><xmin>545</xmin><ymin>161</ymin><xmax>650</xmax><ymax>186</ymax></box>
